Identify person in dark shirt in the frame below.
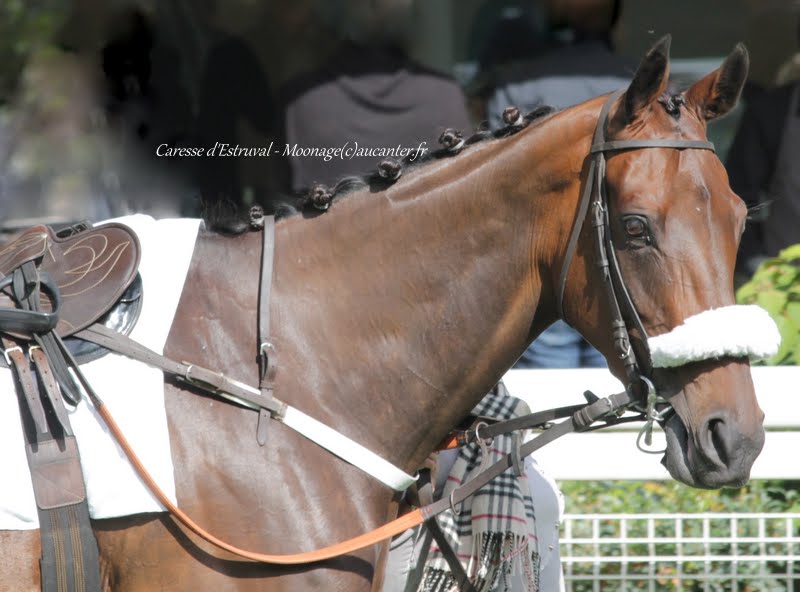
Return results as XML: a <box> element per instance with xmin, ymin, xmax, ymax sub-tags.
<box><xmin>483</xmin><ymin>0</ymin><xmax>634</xmax><ymax>129</ymax></box>
<box><xmin>482</xmin><ymin>0</ymin><xmax>631</xmax><ymax>370</ymax></box>
<box><xmin>194</xmin><ymin>34</ymin><xmax>278</xmax><ymax>213</ymax></box>
<box><xmin>727</xmin><ymin>80</ymin><xmax>800</xmax><ymax>270</ymax></box>
<box><xmin>101</xmin><ymin>6</ymin><xmax>193</xmax><ymax>216</ymax></box>
<box><xmin>278</xmin><ymin>44</ymin><xmax>470</xmax><ymax>193</ymax></box>
<box><xmin>277</xmin><ymin>1</ymin><xmax>470</xmax><ymax>193</ymax></box>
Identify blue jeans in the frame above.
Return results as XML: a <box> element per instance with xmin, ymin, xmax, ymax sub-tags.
<box><xmin>514</xmin><ymin>320</ymin><xmax>606</xmax><ymax>369</ymax></box>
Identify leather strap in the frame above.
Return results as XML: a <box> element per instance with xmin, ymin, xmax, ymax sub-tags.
<box><xmin>463</xmin><ymin>404</ymin><xmax>586</xmax><ymax>442</ymax></box>
<box><xmin>556</xmin><ymin>89</ymin><xmax>619</xmax><ymax>321</ymax></box>
<box><xmin>76</xmin><ymin>324</ymin><xmax>417</xmax><ymax>491</ymax></box>
<box><xmin>257</xmin><ymin>215</ymin><xmax>276</xmax><ymax>446</ymax></box>
<box><xmin>74</xmin><ymin>373</ymin><xmax>630</xmax><ymax>564</ymax></box>
<box><xmin>30</xmin><ymin>346</ymin><xmax>74</xmax><ymax>437</ymax></box>
<box><xmin>258</xmin><ymin>215</ymin><xmax>276</xmax><ymax>385</ymax></box>
<box><xmin>4</xmin><ymin>338</ymin><xmax>101</xmax><ymax>592</ymax></box>
<box><xmin>77</xmin><ymin>323</ymin><xmax>286</xmax><ymax>416</ymax></box>
<box><xmin>5</xmin><ymin>341</ymin><xmax>49</xmax><ymax>437</ymax></box>
<box><xmin>590</xmin><ymin>139</ymin><xmax>715</xmax><ymax>153</ymax></box>
<box><xmin>415</xmin><ymin>470</ymin><xmax>478</xmax><ymax>592</ymax></box>
<box><xmin>421</xmin><ymin>392</ymin><xmax>630</xmax><ymax>522</ymax></box>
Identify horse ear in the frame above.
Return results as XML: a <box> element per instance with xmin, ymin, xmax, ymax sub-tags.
<box><xmin>684</xmin><ymin>43</ymin><xmax>749</xmax><ymax>121</ymax></box>
<box><xmin>621</xmin><ymin>35</ymin><xmax>671</xmax><ymax>121</ymax></box>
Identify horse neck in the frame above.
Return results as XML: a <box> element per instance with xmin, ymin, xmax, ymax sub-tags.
<box><xmin>274</xmin><ymin>102</ymin><xmax>598</xmax><ymax>470</ymax></box>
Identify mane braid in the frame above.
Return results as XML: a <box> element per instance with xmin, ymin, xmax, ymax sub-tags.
<box><xmin>306</xmin><ymin>104</ymin><xmax>558</xmax><ymax>207</ymax></box>
<box><xmin>202</xmin><ymin>104</ymin><xmax>558</xmax><ymax>232</ymax></box>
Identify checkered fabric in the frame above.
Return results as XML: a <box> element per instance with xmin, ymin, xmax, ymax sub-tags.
<box><xmin>420</xmin><ymin>383</ymin><xmax>539</xmax><ymax>592</ymax></box>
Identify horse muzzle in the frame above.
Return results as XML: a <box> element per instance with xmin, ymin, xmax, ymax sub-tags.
<box><xmin>661</xmin><ymin>407</ymin><xmax>765</xmax><ymax>489</ymax></box>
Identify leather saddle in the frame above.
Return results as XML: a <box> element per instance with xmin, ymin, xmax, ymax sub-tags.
<box><xmin>0</xmin><ymin>221</ymin><xmax>142</xmax><ymax>592</ymax></box>
<box><xmin>0</xmin><ymin>222</ymin><xmax>142</xmax><ymax>359</ymax></box>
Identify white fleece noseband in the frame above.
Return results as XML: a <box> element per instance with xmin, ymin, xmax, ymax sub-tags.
<box><xmin>648</xmin><ymin>305</ymin><xmax>781</xmax><ymax>368</ymax></box>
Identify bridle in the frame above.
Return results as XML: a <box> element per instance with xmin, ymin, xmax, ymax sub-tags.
<box><xmin>556</xmin><ymin>89</ymin><xmax>715</xmax><ymax>434</ymax></box>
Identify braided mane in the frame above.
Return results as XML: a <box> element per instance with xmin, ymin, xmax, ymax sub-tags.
<box><xmin>205</xmin><ymin>104</ymin><xmax>557</xmax><ymax>233</ymax></box>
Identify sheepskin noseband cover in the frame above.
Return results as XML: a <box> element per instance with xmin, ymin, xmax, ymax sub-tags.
<box><xmin>648</xmin><ymin>305</ymin><xmax>781</xmax><ymax>368</ymax></box>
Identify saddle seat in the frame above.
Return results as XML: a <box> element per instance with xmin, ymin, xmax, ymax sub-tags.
<box><xmin>0</xmin><ymin>223</ymin><xmax>141</xmax><ymax>338</ymax></box>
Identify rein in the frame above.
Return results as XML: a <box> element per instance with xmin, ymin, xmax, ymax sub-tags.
<box><xmin>65</xmin><ymin>332</ymin><xmax>636</xmax><ymax>564</ymax></box>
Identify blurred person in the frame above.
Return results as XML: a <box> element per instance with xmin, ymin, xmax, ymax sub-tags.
<box><xmin>101</xmin><ymin>5</ymin><xmax>194</xmax><ymax>217</ymax></box>
<box><xmin>0</xmin><ymin>47</ymin><xmax>123</xmax><ymax>234</ymax></box>
<box><xmin>727</xmin><ymin>15</ymin><xmax>800</xmax><ymax>272</ymax></box>
<box><xmin>469</xmin><ymin>1</ymin><xmax>552</xmax><ymax>73</ymax></box>
<box><xmin>193</xmin><ymin>0</ymin><xmax>283</xmax><ymax>214</ymax></box>
<box><xmin>464</xmin><ymin>0</ymin><xmax>554</xmax><ymax>122</ymax></box>
<box><xmin>483</xmin><ymin>0</ymin><xmax>634</xmax><ymax>370</ymax></box>
<box><xmin>277</xmin><ymin>0</ymin><xmax>471</xmax><ymax>192</ymax></box>
<box><xmin>485</xmin><ymin>0</ymin><xmax>632</xmax><ymax>126</ymax></box>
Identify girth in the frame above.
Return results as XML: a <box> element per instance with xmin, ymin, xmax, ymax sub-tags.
<box><xmin>1</xmin><ymin>221</ymin><xmax>141</xmax><ymax>592</ymax></box>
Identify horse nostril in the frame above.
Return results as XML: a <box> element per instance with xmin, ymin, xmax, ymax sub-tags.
<box><xmin>707</xmin><ymin>417</ymin><xmax>729</xmax><ymax>466</ymax></box>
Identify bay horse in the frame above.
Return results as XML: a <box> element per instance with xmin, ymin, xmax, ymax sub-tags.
<box><xmin>0</xmin><ymin>37</ymin><xmax>766</xmax><ymax>591</ymax></box>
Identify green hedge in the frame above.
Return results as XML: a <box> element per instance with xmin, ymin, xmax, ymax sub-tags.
<box><xmin>736</xmin><ymin>244</ymin><xmax>800</xmax><ymax>365</ymax></box>
<box><xmin>0</xmin><ymin>1</ymin><xmax>66</xmax><ymax>102</ymax></box>
<box><xmin>560</xmin><ymin>479</ymin><xmax>800</xmax><ymax>514</ymax></box>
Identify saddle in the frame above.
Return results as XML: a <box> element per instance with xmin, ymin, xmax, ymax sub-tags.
<box><xmin>0</xmin><ymin>223</ymin><xmax>140</xmax><ymax>338</ymax></box>
<box><xmin>0</xmin><ymin>221</ymin><xmax>141</xmax><ymax>592</ymax></box>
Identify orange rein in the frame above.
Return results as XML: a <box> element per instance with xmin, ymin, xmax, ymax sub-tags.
<box><xmin>95</xmin><ymin>401</ymin><xmax>424</xmax><ymax>564</ymax></box>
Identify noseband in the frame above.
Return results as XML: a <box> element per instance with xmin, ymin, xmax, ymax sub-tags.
<box><xmin>557</xmin><ymin>89</ymin><xmax>715</xmax><ymax>402</ymax></box>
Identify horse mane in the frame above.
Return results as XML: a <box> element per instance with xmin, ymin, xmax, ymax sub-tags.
<box><xmin>204</xmin><ymin>104</ymin><xmax>557</xmax><ymax>234</ymax></box>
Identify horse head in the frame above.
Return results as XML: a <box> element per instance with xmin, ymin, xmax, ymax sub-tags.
<box><xmin>562</xmin><ymin>37</ymin><xmax>773</xmax><ymax>489</ymax></box>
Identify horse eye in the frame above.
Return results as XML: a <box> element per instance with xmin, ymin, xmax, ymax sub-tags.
<box><xmin>623</xmin><ymin>216</ymin><xmax>648</xmax><ymax>238</ymax></box>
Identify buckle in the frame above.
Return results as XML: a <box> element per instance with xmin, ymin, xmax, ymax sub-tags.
<box><xmin>635</xmin><ymin>376</ymin><xmax>670</xmax><ymax>454</ymax></box>
<box><xmin>3</xmin><ymin>345</ymin><xmax>22</xmax><ymax>365</ymax></box>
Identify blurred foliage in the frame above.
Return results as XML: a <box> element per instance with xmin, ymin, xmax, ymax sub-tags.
<box><xmin>736</xmin><ymin>244</ymin><xmax>800</xmax><ymax>365</ymax></box>
<box><xmin>560</xmin><ymin>479</ymin><xmax>800</xmax><ymax>514</ymax></box>
<box><xmin>0</xmin><ymin>1</ymin><xmax>67</xmax><ymax>103</ymax></box>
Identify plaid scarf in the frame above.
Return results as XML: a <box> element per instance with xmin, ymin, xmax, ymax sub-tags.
<box><xmin>419</xmin><ymin>384</ymin><xmax>540</xmax><ymax>592</ymax></box>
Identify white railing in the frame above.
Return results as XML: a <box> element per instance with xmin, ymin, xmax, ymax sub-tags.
<box><xmin>503</xmin><ymin>367</ymin><xmax>800</xmax><ymax>480</ymax></box>
<box><xmin>561</xmin><ymin>513</ymin><xmax>800</xmax><ymax>591</ymax></box>
<box><xmin>499</xmin><ymin>369</ymin><xmax>800</xmax><ymax>589</ymax></box>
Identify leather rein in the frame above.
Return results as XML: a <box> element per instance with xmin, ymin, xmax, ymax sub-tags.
<box><xmin>40</xmin><ymin>91</ymin><xmax>715</xmax><ymax>565</ymax></box>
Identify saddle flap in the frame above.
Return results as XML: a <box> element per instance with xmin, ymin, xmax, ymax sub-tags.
<box><xmin>42</xmin><ymin>223</ymin><xmax>141</xmax><ymax>336</ymax></box>
<box><xmin>0</xmin><ymin>226</ymin><xmax>48</xmax><ymax>276</ymax></box>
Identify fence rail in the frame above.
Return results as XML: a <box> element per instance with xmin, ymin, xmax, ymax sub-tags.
<box><xmin>561</xmin><ymin>513</ymin><xmax>800</xmax><ymax>591</ymax></box>
<box><xmin>503</xmin><ymin>367</ymin><xmax>800</xmax><ymax>480</ymax></box>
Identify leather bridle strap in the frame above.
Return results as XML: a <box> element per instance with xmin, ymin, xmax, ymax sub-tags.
<box><xmin>256</xmin><ymin>213</ymin><xmax>276</xmax><ymax>446</ymax></box>
<box><xmin>557</xmin><ymin>90</ymin><xmax>715</xmax><ymax>387</ymax></box>
<box><xmin>590</xmin><ymin>139</ymin><xmax>716</xmax><ymax>152</ymax></box>
<box><xmin>556</xmin><ymin>91</ymin><xmax>619</xmax><ymax>322</ymax></box>
<box><xmin>422</xmin><ymin>391</ymin><xmax>630</xmax><ymax>521</ymax></box>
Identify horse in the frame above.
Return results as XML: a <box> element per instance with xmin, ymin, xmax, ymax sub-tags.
<box><xmin>0</xmin><ymin>37</ymin><xmax>766</xmax><ymax>591</ymax></box>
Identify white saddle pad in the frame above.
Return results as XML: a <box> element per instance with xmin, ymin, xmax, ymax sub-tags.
<box><xmin>0</xmin><ymin>215</ymin><xmax>200</xmax><ymax>530</ymax></box>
